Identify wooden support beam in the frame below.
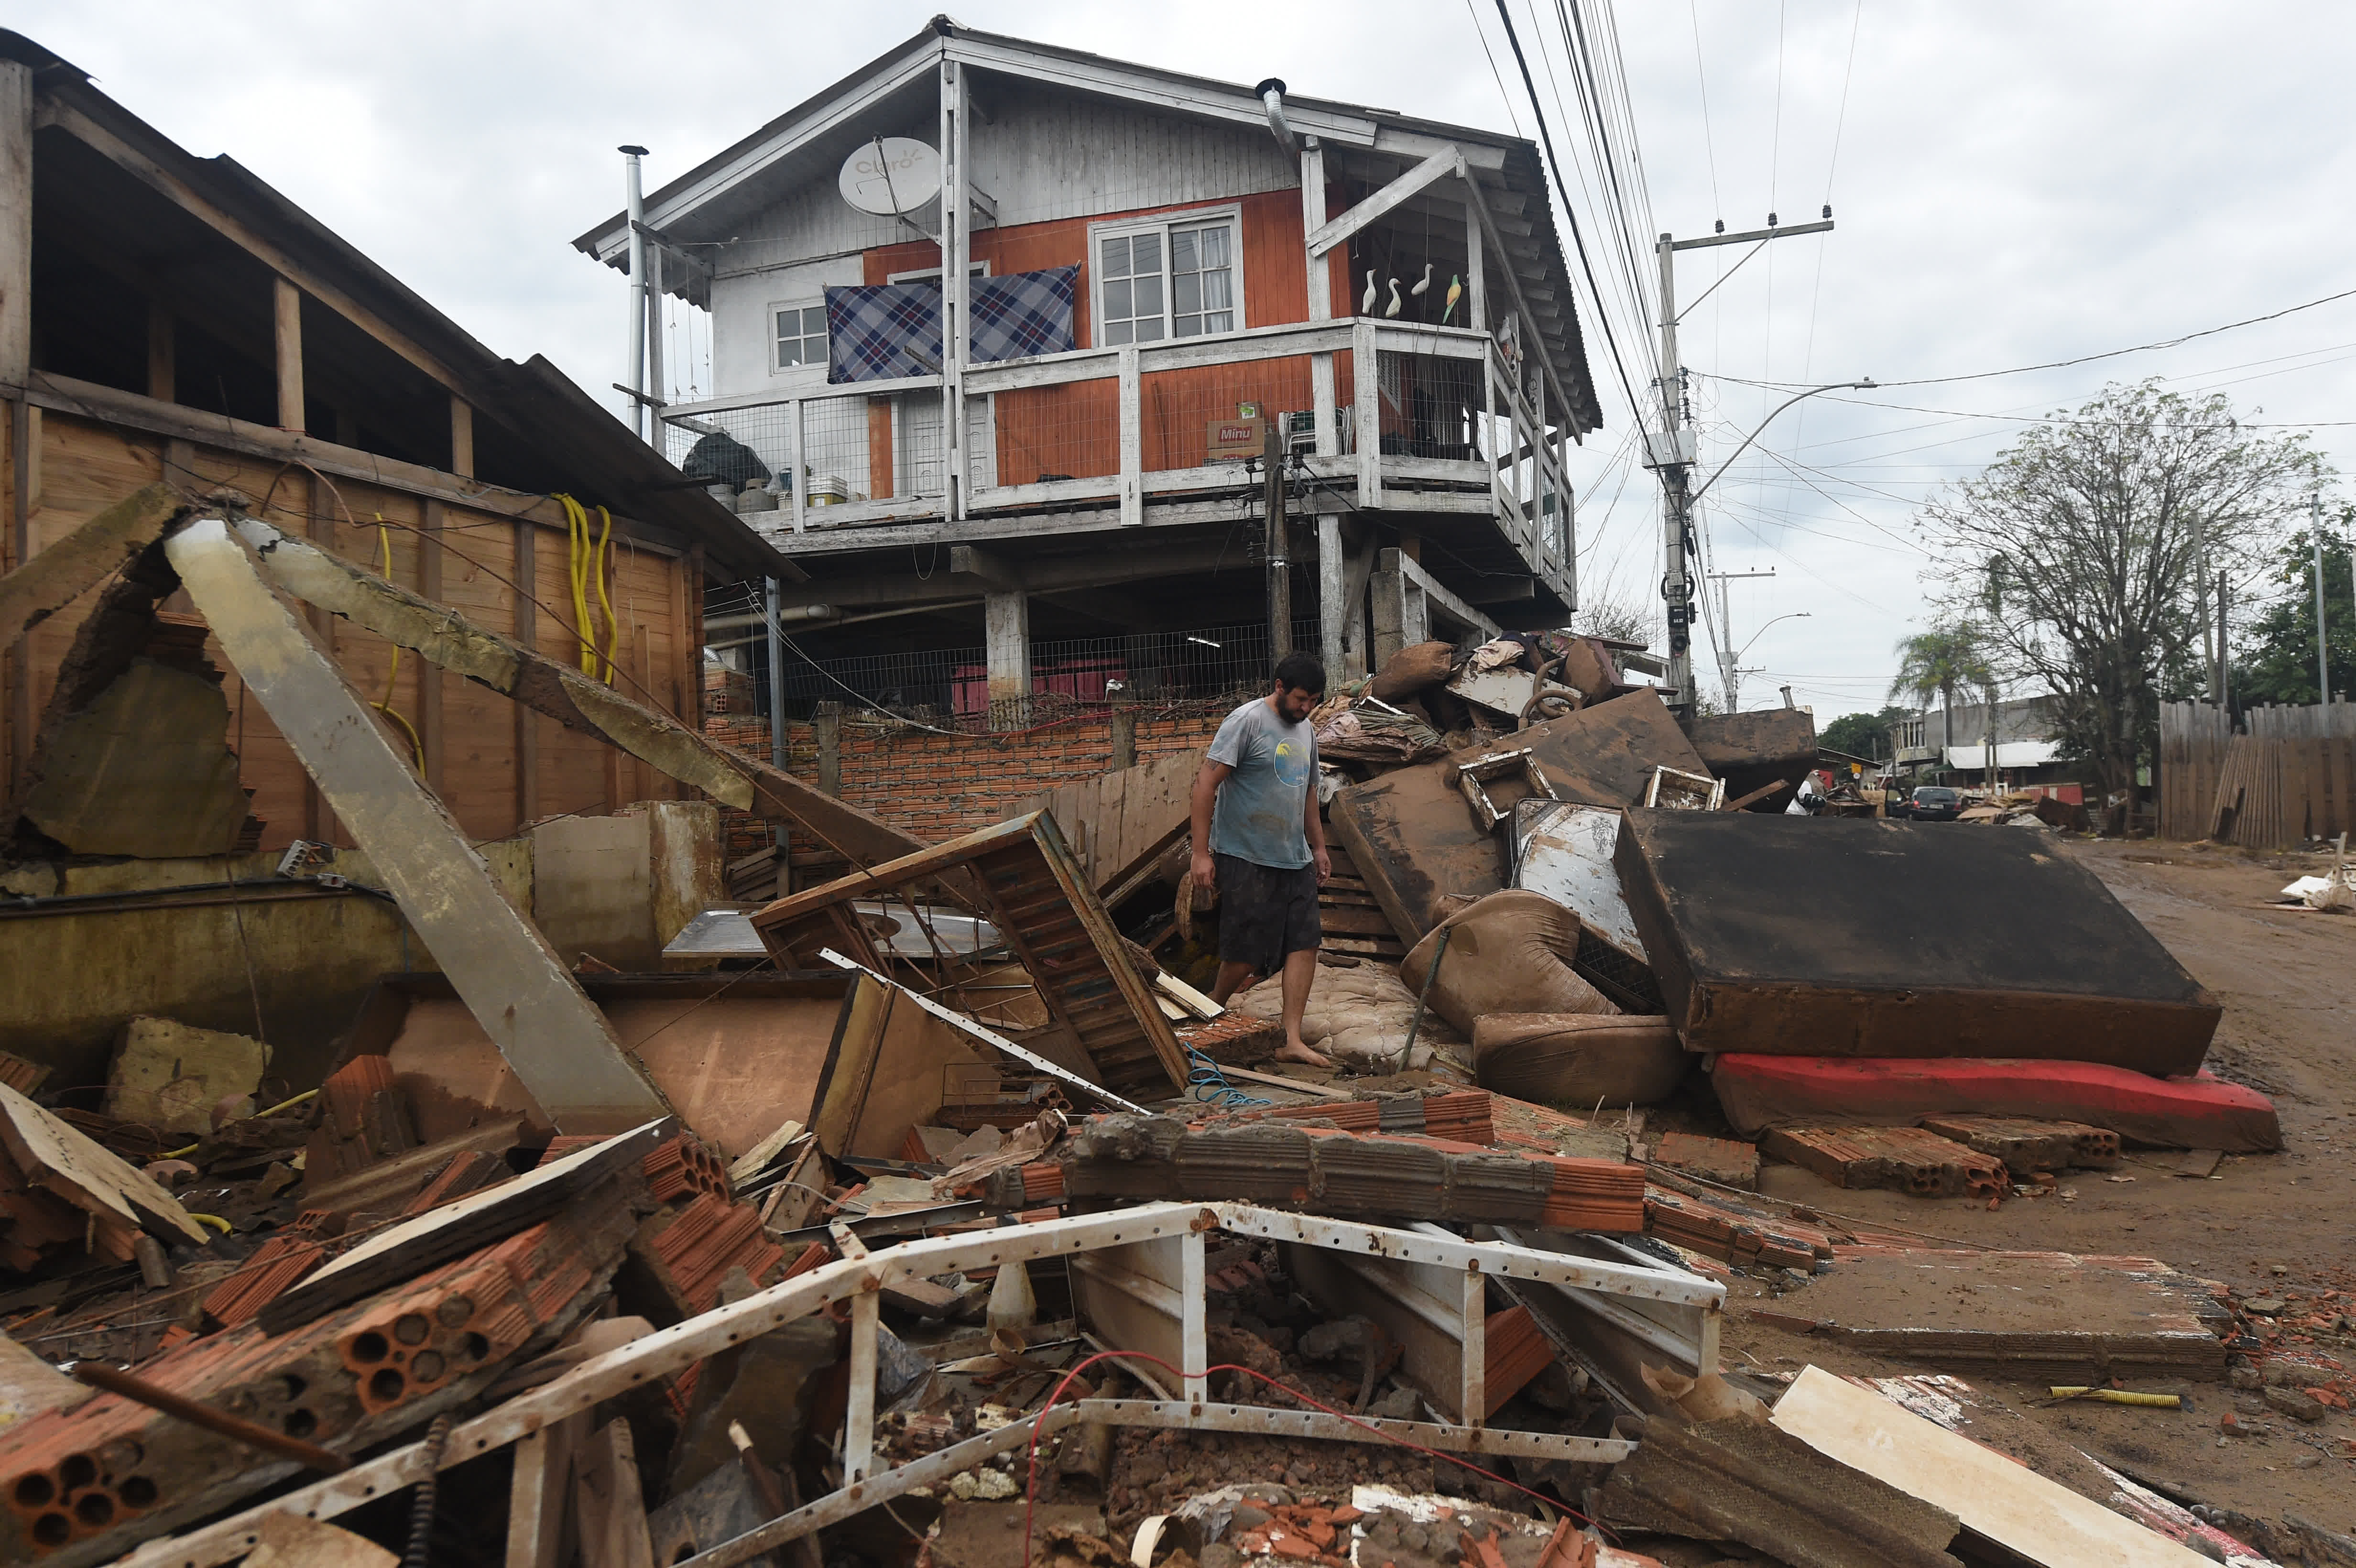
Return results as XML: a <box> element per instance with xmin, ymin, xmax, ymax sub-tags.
<box><xmin>0</xmin><ymin>482</ymin><xmax>181</xmax><ymax>646</ymax></box>
<box><xmin>1305</xmin><ymin>147</ymin><xmax>1462</xmax><ymax>259</ymax></box>
<box><xmin>1317</xmin><ymin>515</ymin><xmax>1346</xmax><ymax>680</ymax></box>
<box><xmin>166</xmin><ymin>515</ymin><xmax>671</xmax><ymax>1133</ymax></box>
<box><xmin>145</xmin><ymin>298</ymin><xmax>175</xmax><ymax>402</ymax></box>
<box><xmin>233</xmin><ymin>514</ymin><xmax>924</xmax><ymax>868</ymax></box>
<box><xmin>42</xmin><ymin>99</ymin><xmax>469</xmax><ymax>396</ymax></box>
<box><xmin>450</xmin><ymin>396</ymin><xmax>475</xmax><ymax>479</ymax></box>
<box><xmin>273</xmin><ymin>277</ymin><xmax>304</xmax><ymax>432</ymax></box>
<box><xmin>0</xmin><ymin>61</ymin><xmax>27</xmax><ymax>388</ymax></box>
<box><xmin>514</xmin><ymin>517</ymin><xmax>540</xmax><ymax>825</ymax></box>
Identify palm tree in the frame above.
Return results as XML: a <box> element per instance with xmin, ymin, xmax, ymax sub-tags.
<box><xmin>1889</xmin><ymin>626</ymin><xmax>1998</xmax><ymax>783</ymax></box>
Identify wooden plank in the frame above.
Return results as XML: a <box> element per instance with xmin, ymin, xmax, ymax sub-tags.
<box><xmin>419</xmin><ymin>499</ymin><xmax>446</xmax><ymax>794</ymax></box>
<box><xmin>573</xmin><ymin>1418</ymin><xmax>656</xmax><ymax>1568</ymax></box>
<box><xmin>0</xmin><ymin>481</ymin><xmax>179</xmax><ymax>644</ymax></box>
<box><xmin>273</xmin><ymin>277</ymin><xmax>304</xmax><ymax>430</ymax></box>
<box><xmin>0</xmin><ymin>1083</ymin><xmax>207</xmax><ymax>1241</ymax></box>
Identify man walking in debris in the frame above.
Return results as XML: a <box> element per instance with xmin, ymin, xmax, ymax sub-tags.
<box><xmin>1191</xmin><ymin>652</ymin><xmax>1332</xmax><ymax>1067</ymax></box>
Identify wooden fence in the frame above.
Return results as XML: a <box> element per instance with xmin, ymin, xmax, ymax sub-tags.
<box><xmin>2160</xmin><ymin>698</ymin><xmax>2356</xmax><ymax>847</ymax></box>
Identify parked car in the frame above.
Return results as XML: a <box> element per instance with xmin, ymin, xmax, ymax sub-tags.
<box><xmin>1892</xmin><ymin>785</ymin><xmax>1963</xmax><ymax>822</ymax></box>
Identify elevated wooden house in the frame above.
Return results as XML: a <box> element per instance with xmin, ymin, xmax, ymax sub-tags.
<box><xmin>0</xmin><ymin>30</ymin><xmax>777</xmax><ymax>854</ymax></box>
<box><xmin>576</xmin><ymin>19</ymin><xmax>1601</xmax><ymax>725</ymax></box>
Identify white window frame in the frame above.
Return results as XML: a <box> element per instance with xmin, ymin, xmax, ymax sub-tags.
<box><xmin>1087</xmin><ymin>203</ymin><xmax>1246</xmax><ymax>349</ymax></box>
<box><xmin>768</xmin><ymin>298</ymin><xmax>829</xmax><ymax>375</ymax></box>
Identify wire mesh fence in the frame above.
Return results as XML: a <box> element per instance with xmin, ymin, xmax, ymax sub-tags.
<box><xmin>1374</xmin><ymin>349</ymin><xmax>1485</xmax><ymax>461</ymax></box>
<box><xmin>756</xmin><ymin>618</ymin><xmax>1326</xmax><ymax>730</ymax></box>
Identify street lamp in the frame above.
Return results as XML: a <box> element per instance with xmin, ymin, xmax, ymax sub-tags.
<box><xmin>1689</xmin><ymin>380</ymin><xmax>1876</xmax><ymax>510</ymax></box>
<box><xmin>1723</xmin><ymin>611</ymin><xmax>1811</xmax><ymax>710</ymax></box>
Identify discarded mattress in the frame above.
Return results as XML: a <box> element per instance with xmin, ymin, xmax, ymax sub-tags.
<box><xmin>1327</xmin><ymin>689</ymin><xmax>1709</xmax><ymax>941</ymax></box>
<box><xmin>1400</xmin><ymin>890</ymin><xmax>1612</xmax><ymax>1037</ymax></box>
<box><xmin>1710</xmin><ymin>1055</ymin><xmax>2282</xmax><ymax>1153</ymax></box>
<box><xmin>1471</xmin><ymin>1013</ymin><xmax>1687</xmax><ymax>1107</ymax></box>
<box><xmin>1230</xmin><ymin>962</ymin><xmax>1465</xmax><ymax>1070</ymax></box>
<box><xmin>1614</xmin><ymin>809</ymin><xmax>2222</xmax><ymax>1074</ymax></box>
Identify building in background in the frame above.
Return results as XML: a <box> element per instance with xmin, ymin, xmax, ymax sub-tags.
<box><xmin>575</xmin><ymin>19</ymin><xmax>1602</xmax><ymax>730</ymax></box>
<box><xmin>1893</xmin><ymin>693</ymin><xmax>2073</xmax><ymax>792</ymax></box>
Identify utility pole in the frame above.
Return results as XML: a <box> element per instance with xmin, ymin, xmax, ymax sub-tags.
<box><xmin>1653</xmin><ymin>217</ymin><xmax>1833</xmax><ymax>715</ymax></box>
<box><xmin>1705</xmin><ymin>567</ymin><xmax>1776</xmax><ymax>710</ymax></box>
<box><xmin>2317</xmin><ymin>492</ymin><xmax>2333</xmax><ymax>706</ymax></box>
<box><xmin>619</xmin><ymin>146</ymin><xmax>649</xmax><ymax>440</ymax></box>
<box><xmin>2217</xmin><ymin>569</ymin><xmax>2230</xmax><ymax>713</ymax></box>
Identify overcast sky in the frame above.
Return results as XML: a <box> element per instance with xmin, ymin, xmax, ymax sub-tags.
<box><xmin>22</xmin><ymin>2</ymin><xmax>2354</xmax><ymax>719</ymax></box>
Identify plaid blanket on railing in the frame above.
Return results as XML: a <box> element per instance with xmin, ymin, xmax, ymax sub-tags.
<box><xmin>826</xmin><ymin>266</ymin><xmax>1078</xmax><ymax>384</ymax></box>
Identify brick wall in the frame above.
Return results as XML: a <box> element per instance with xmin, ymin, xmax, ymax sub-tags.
<box><xmin>706</xmin><ymin>702</ymin><xmax>1225</xmax><ymax>844</ymax></box>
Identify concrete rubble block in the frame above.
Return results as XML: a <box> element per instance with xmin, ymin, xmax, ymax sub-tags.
<box><xmin>1918</xmin><ymin>1115</ymin><xmax>2121</xmax><ymax>1175</ymax></box>
<box><xmin>15</xmin><ymin>656</ymin><xmax>248</xmax><ymax>859</ymax></box>
<box><xmin>1760</xmin><ymin>1125</ymin><xmax>2009</xmax><ymax>1201</ymax></box>
<box><xmin>101</xmin><ymin>1016</ymin><xmax>270</xmax><ymax>1137</ymax></box>
<box><xmin>1470</xmin><ymin>1014</ymin><xmax>1685</xmax><ymax>1108</ymax></box>
<box><xmin>1400</xmin><ymin>890</ymin><xmax>1613</xmax><ymax>1038</ymax></box>
<box><xmin>1648</xmin><ymin>1132</ymin><xmax>1759</xmax><ymax>1191</ymax></box>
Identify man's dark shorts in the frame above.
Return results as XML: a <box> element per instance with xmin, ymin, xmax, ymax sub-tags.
<box><xmin>1214</xmin><ymin>852</ymin><xmax>1321</xmax><ymax>974</ymax></box>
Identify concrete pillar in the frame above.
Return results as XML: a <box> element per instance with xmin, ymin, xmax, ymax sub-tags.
<box><xmin>1316</xmin><ymin>515</ymin><xmax>1346</xmax><ymax>683</ymax></box>
<box><xmin>1109</xmin><ymin>686</ymin><xmax>1136</xmax><ymax>771</ymax></box>
<box><xmin>984</xmin><ymin>588</ymin><xmax>1029</xmax><ymax>730</ymax></box>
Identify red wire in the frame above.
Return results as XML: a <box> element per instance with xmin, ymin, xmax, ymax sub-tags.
<box><xmin>1016</xmin><ymin>1349</ymin><xmax>1601</xmax><ymax>1567</ymax></box>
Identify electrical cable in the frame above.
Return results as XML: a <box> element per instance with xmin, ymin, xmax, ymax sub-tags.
<box><xmin>1492</xmin><ymin>0</ymin><xmax>1650</xmax><ymax>430</ymax></box>
<box><xmin>1463</xmin><ymin>0</ymin><xmax>1526</xmax><ymax>138</ymax></box>
<box><xmin>1018</xmin><ymin>1348</ymin><xmax>1602</xmax><ymax>1568</ymax></box>
<box><xmin>370</xmin><ymin>517</ymin><xmax>425</xmax><ymax>768</ymax></box>
<box><xmin>1687</xmin><ymin>0</ymin><xmax>1721</xmax><ymax>223</ymax></box>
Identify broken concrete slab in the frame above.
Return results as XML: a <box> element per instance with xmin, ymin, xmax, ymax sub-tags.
<box><xmin>1614</xmin><ymin>810</ymin><xmax>2223</xmax><ymax>1073</ymax></box>
<box><xmin>1763</xmin><ymin>1252</ymin><xmax>2231</xmax><ymax>1382</ymax></box>
<box><xmin>533</xmin><ymin>803</ymin><xmax>721</xmax><ymax>970</ymax></box>
<box><xmin>1329</xmin><ymin>690</ymin><xmax>1710</xmax><ymax>942</ymax></box>
<box><xmin>102</xmin><ymin>1017</ymin><xmax>269</xmax><ymax>1137</ymax></box>
<box><xmin>1710</xmin><ymin>1055</ymin><xmax>2282</xmax><ymax>1151</ymax></box>
<box><xmin>0</xmin><ymin>483</ymin><xmax>182</xmax><ymax>645</ymax></box>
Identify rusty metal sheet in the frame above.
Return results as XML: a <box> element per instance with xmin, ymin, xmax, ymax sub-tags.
<box><xmin>1329</xmin><ymin>689</ymin><xmax>1708</xmax><ymax>942</ymax></box>
<box><xmin>1613</xmin><ymin>809</ymin><xmax>2221</xmax><ymax>1074</ymax></box>
<box><xmin>1682</xmin><ymin>709</ymin><xmax>1819</xmax><ymax>812</ymax></box>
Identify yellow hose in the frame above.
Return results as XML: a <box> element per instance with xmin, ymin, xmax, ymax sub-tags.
<box><xmin>555</xmin><ymin>493</ymin><xmax>615</xmax><ymax>682</ymax></box>
<box><xmin>186</xmin><ymin>1213</ymin><xmax>232</xmax><ymax>1234</ymax></box>
<box><xmin>371</xmin><ymin>517</ymin><xmax>424</xmax><ymax>767</ymax></box>
<box><xmin>2049</xmin><ymin>1387</ymin><xmax>2181</xmax><ymax>1407</ymax></box>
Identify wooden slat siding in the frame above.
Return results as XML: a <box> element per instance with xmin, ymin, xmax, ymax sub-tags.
<box><xmin>418</xmin><ymin>499</ymin><xmax>446</xmax><ymax>795</ymax></box>
<box><xmin>13</xmin><ymin>411</ymin><xmax>706</xmax><ymax>849</ymax></box>
<box><xmin>862</xmin><ymin>190</ymin><xmax>1356</xmax><ymax>489</ymax></box>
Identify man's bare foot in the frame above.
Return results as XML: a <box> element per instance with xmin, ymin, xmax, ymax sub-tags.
<box><xmin>1274</xmin><ymin>1040</ymin><xmax>1333</xmax><ymax>1068</ymax></box>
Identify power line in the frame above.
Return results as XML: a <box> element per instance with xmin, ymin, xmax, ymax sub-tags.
<box><xmin>1685</xmin><ymin>0</ymin><xmax>1720</xmax><ymax>222</ymax></box>
<box><xmin>1733</xmin><ymin>283</ymin><xmax>2356</xmax><ymax>392</ymax></box>
<box><xmin>1463</xmin><ymin>0</ymin><xmax>1526</xmax><ymax>137</ymax></box>
<box><xmin>1492</xmin><ymin>0</ymin><xmax>1650</xmax><ymax>427</ymax></box>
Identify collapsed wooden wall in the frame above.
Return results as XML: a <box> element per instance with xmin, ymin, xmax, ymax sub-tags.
<box><xmin>2</xmin><ymin>408</ymin><xmax>703</xmax><ymax>850</ymax></box>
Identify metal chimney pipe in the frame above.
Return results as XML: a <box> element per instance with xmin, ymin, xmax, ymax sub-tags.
<box><xmin>620</xmin><ymin>145</ymin><xmax>649</xmax><ymax>438</ymax></box>
<box><xmin>1254</xmin><ymin>79</ymin><xmax>1298</xmax><ymax>156</ymax></box>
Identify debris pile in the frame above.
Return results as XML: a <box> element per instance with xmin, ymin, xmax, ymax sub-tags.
<box><xmin>0</xmin><ymin>499</ymin><xmax>2320</xmax><ymax>1568</ymax></box>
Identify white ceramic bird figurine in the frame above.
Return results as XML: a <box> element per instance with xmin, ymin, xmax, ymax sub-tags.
<box><xmin>1363</xmin><ymin>270</ymin><xmax>1378</xmax><ymax>314</ymax></box>
<box><xmin>1384</xmin><ymin>277</ymin><xmax>1403</xmax><ymax>318</ymax></box>
<box><xmin>1441</xmin><ymin>273</ymin><xmax>1463</xmax><ymax>325</ymax></box>
<box><xmin>1411</xmin><ymin>262</ymin><xmax>1434</xmax><ymax>297</ymax></box>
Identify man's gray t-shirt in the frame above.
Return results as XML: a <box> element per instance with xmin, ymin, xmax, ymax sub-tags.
<box><xmin>1208</xmin><ymin>697</ymin><xmax>1318</xmax><ymax>868</ymax></box>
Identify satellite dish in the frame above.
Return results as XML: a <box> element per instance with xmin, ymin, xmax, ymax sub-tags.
<box><xmin>840</xmin><ymin>138</ymin><xmax>942</xmax><ymax>217</ymax></box>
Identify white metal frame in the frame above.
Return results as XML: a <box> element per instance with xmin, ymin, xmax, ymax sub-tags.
<box><xmin>124</xmin><ymin>1202</ymin><xmax>1717</xmax><ymax>1568</ymax></box>
<box><xmin>1085</xmin><ymin>202</ymin><xmax>1247</xmax><ymax>349</ymax></box>
<box><xmin>767</xmin><ymin>298</ymin><xmax>829</xmax><ymax>374</ymax></box>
